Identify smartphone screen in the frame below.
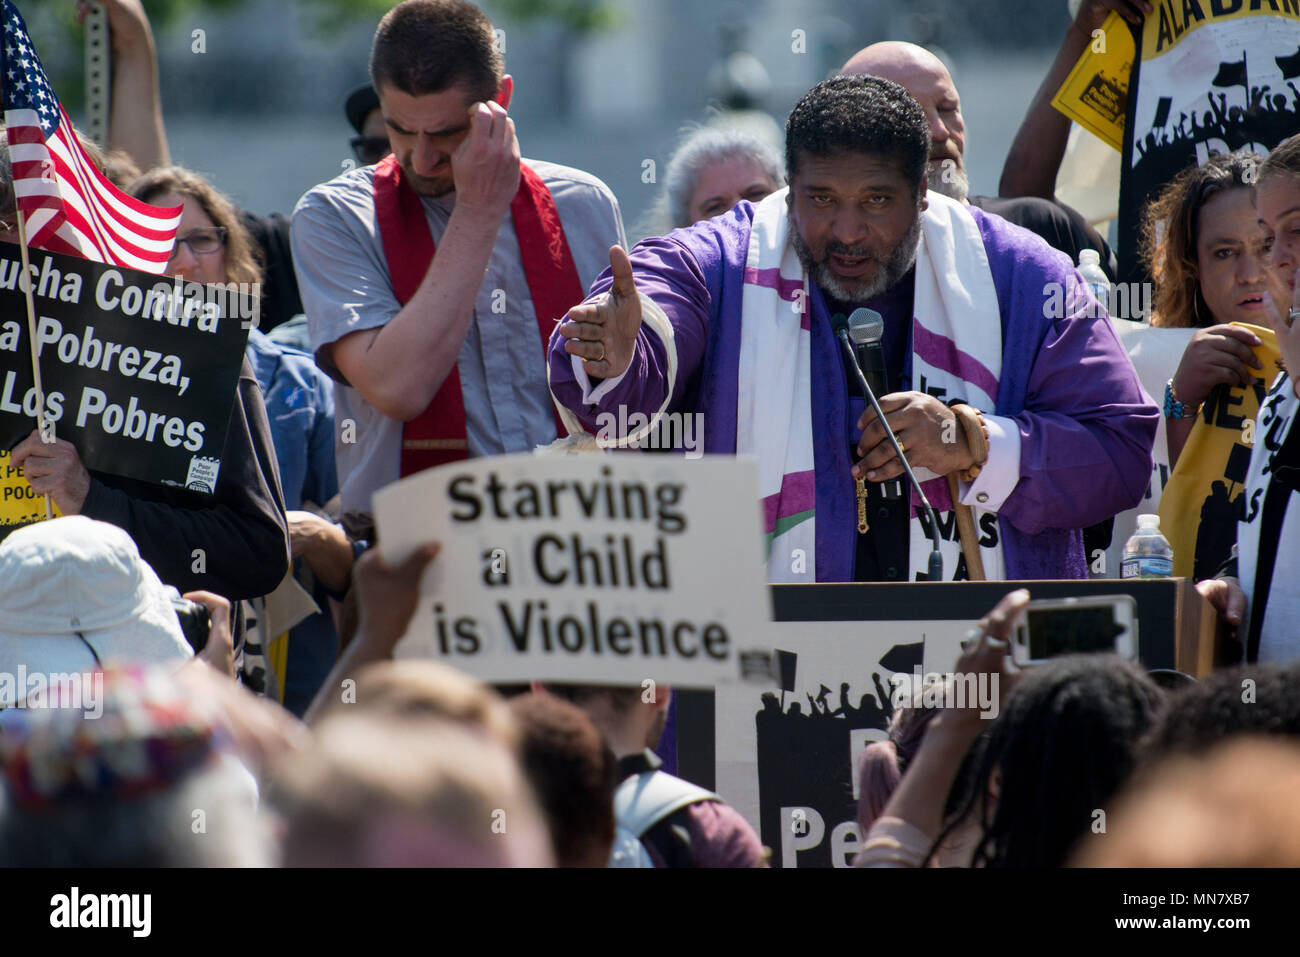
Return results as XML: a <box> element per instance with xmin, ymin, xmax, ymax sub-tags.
<box><xmin>1026</xmin><ymin>605</ymin><xmax>1126</xmax><ymax>659</ymax></box>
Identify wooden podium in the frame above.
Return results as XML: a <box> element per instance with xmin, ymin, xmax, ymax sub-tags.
<box><xmin>677</xmin><ymin>578</ymin><xmax>1219</xmax><ymax>794</ymax></box>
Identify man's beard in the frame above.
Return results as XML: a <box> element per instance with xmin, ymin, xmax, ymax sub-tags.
<box><xmin>402</xmin><ymin>159</ymin><xmax>455</xmax><ymax>198</ymax></box>
<box><xmin>789</xmin><ymin>210</ymin><xmax>923</xmax><ymax>303</ymax></box>
<box><xmin>927</xmin><ymin>157</ymin><xmax>969</xmax><ymax>203</ymax></box>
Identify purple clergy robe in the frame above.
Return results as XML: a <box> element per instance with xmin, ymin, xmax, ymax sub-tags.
<box><xmin>547</xmin><ymin>201</ymin><xmax>1158</xmax><ymax>581</ymax></box>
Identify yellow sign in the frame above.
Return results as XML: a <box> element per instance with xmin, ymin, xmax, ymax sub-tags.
<box><xmin>0</xmin><ymin>449</ymin><xmax>59</xmax><ymax>530</ymax></box>
<box><xmin>1157</xmin><ymin>323</ymin><xmax>1282</xmax><ymax>580</ymax></box>
<box><xmin>1141</xmin><ymin>0</ymin><xmax>1300</xmax><ymax>61</ymax></box>
<box><xmin>1052</xmin><ymin>12</ymin><xmax>1136</xmax><ymax>152</ymax></box>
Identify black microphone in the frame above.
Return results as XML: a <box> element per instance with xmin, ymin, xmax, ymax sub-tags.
<box><xmin>833</xmin><ymin>315</ymin><xmax>944</xmax><ymax>582</ymax></box>
<box><xmin>846</xmin><ymin>308</ymin><xmax>902</xmax><ymax>499</ymax></box>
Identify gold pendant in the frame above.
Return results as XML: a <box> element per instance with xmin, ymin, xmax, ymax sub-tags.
<box><xmin>856</xmin><ymin>476</ymin><xmax>869</xmax><ymax>534</ymax></box>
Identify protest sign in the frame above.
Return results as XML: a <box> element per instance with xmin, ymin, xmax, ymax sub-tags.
<box><xmin>1159</xmin><ymin>323</ymin><xmax>1282</xmax><ymax>579</ymax></box>
<box><xmin>0</xmin><ymin>449</ymin><xmax>61</xmax><ymax>533</ymax></box>
<box><xmin>0</xmin><ymin>243</ymin><xmax>255</xmax><ymax>492</ymax></box>
<box><xmin>1052</xmin><ymin>11</ymin><xmax>1135</xmax><ymax>151</ymax></box>
<box><xmin>716</xmin><ymin>614</ymin><xmax>972</xmax><ymax>868</ymax></box>
<box><xmin>711</xmin><ymin>580</ymin><xmax>1192</xmax><ymax>867</ymax></box>
<box><xmin>373</xmin><ymin>453</ymin><xmax>775</xmax><ymax>688</ymax></box>
<box><xmin>1116</xmin><ymin>3</ymin><xmax>1300</xmax><ymax>281</ymax></box>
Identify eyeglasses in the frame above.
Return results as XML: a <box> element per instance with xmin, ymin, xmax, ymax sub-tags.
<box><xmin>350</xmin><ymin>136</ymin><xmax>392</xmax><ymax>166</ymax></box>
<box><xmin>168</xmin><ymin>227</ymin><xmax>227</xmax><ymax>260</ymax></box>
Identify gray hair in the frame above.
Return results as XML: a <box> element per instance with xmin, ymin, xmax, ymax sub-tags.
<box><xmin>640</xmin><ymin>126</ymin><xmax>784</xmax><ymax>238</ymax></box>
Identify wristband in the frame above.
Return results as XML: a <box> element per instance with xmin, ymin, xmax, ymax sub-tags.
<box><xmin>1163</xmin><ymin>380</ymin><xmax>1201</xmax><ymax>419</ymax></box>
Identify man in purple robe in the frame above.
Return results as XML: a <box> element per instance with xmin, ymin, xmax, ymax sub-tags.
<box><xmin>548</xmin><ymin>76</ymin><xmax>1157</xmax><ymax>582</ymax></box>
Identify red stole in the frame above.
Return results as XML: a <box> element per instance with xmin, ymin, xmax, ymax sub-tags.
<box><xmin>372</xmin><ymin>155</ymin><xmax>581</xmax><ymax>476</ymax></box>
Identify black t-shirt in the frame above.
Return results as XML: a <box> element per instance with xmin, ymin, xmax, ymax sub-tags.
<box><xmin>969</xmin><ymin>194</ymin><xmax>1116</xmax><ymax>281</ymax></box>
<box><xmin>242</xmin><ymin>211</ymin><xmax>303</xmax><ymax>334</ymax></box>
<box><xmin>78</xmin><ymin>358</ymin><xmax>290</xmax><ymax>603</ymax></box>
<box><xmin>825</xmin><ymin>272</ymin><xmax>916</xmax><ymax>582</ymax></box>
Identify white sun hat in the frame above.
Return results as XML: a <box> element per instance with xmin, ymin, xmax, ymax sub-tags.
<box><xmin>0</xmin><ymin>516</ymin><xmax>192</xmax><ymax>704</ymax></box>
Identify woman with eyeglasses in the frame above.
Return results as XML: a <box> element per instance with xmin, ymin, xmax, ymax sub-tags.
<box><xmin>3</xmin><ymin>162</ymin><xmax>289</xmax><ymax>648</ymax></box>
<box><xmin>129</xmin><ymin>166</ymin><xmax>262</xmax><ymax>288</ymax></box>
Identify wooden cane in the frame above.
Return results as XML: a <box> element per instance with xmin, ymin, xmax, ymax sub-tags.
<box><xmin>946</xmin><ymin>473</ymin><xmax>985</xmax><ymax>581</ymax></box>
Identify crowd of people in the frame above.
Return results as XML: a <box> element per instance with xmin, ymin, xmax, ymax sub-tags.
<box><xmin>0</xmin><ymin>0</ymin><xmax>1297</xmax><ymax>868</ymax></box>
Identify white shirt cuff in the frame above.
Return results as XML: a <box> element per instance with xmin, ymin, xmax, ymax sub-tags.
<box><xmin>571</xmin><ymin>353</ymin><xmax>630</xmax><ymax>405</ymax></box>
<box><xmin>958</xmin><ymin>413</ymin><xmax>1020</xmax><ymax>512</ymax></box>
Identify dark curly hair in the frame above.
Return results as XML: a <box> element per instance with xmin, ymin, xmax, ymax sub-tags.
<box><xmin>1140</xmin><ymin>664</ymin><xmax>1300</xmax><ymax>759</ymax></box>
<box><xmin>929</xmin><ymin>655</ymin><xmax>1162</xmax><ymax>868</ymax></box>
<box><xmin>784</xmin><ymin>74</ymin><xmax>930</xmax><ymax>192</ymax></box>
<box><xmin>1140</xmin><ymin>150</ymin><xmax>1262</xmax><ymax>328</ymax></box>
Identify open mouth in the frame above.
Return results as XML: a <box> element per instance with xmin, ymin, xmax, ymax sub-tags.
<box><xmin>1239</xmin><ymin>292</ymin><xmax>1266</xmax><ymax>309</ymax></box>
<box><xmin>829</xmin><ymin>253</ymin><xmax>874</xmax><ymax>277</ymax></box>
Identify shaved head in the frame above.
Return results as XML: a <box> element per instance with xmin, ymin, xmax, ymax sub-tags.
<box><xmin>841</xmin><ymin>41</ymin><xmax>969</xmax><ymax>202</ymax></box>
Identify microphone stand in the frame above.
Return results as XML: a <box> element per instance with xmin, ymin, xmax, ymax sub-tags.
<box><xmin>836</xmin><ymin>329</ymin><xmax>944</xmax><ymax>582</ymax></box>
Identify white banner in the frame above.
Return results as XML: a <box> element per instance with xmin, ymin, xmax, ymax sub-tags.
<box><xmin>715</xmin><ymin>617</ymin><xmax>972</xmax><ymax>868</ymax></box>
<box><xmin>373</xmin><ymin>453</ymin><xmax>774</xmax><ymax>688</ymax></box>
<box><xmin>1097</xmin><ymin>320</ymin><xmax>1194</xmax><ymax>578</ymax></box>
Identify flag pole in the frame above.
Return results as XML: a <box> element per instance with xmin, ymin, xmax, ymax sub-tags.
<box><xmin>10</xmin><ymin>200</ymin><xmax>54</xmax><ymax>520</ymax></box>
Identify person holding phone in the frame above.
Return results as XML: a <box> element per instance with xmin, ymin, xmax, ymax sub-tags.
<box><xmin>856</xmin><ymin>589</ymin><xmax>1163</xmax><ymax>867</ymax></box>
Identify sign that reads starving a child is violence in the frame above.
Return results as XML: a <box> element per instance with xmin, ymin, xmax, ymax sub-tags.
<box><xmin>0</xmin><ymin>243</ymin><xmax>255</xmax><ymax>492</ymax></box>
<box><xmin>373</xmin><ymin>453</ymin><xmax>773</xmax><ymax>687</ymax></box>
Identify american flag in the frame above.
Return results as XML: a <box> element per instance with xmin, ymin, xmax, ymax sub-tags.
<box><xmin>2</xmin><ymin>0</ymin><xmax>179</xmax><ymax>272</ymax></box>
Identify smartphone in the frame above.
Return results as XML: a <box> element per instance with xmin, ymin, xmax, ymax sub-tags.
<box><xmin>1011</xmin><ymin>595</ymin><xmax>1138</xmax><ymax>666</ymax></box>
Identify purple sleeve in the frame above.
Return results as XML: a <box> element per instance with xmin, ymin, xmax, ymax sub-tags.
<box><xmin>1002</xmin><ymin>296</ymin><xmax>1158</xmax><ymax>533</ymax></box>
<box><xmin>682</xmin><ymin>801</ymin><xmax>768</xmax><ymax>868</ymax></box>
<box><xmin>547</xmin><ymin>237</ymin><xmax>713</xmax><ymax>434</ymax></box>
<box><xmin>973</xmin><ymin>209</ymin><xmax>1158</xmax><ymax>534</ymax></box>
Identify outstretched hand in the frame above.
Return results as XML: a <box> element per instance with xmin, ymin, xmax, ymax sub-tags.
<box><xmin>558</xmin><ymin>245</ymin><xmax>642</xmax><ymax>380</ymax></box>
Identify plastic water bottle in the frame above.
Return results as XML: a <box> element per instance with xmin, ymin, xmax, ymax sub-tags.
<box><xmin>1078</xmin><ymin>249</ymin><xmax>1110</xmax><ymax>314</ymax></box>
<box><xmin>1121</xmin><ymin>514</ymin><xmax>1173</xmax><ymax>579</ymax></box>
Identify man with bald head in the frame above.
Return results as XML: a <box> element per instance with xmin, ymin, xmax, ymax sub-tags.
<box><xmin>842</xmin><ymin>41</ymin><xmax>1114</xmax><ymax>277</ymax></box>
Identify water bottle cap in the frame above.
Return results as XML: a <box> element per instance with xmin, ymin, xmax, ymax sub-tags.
<box><xmin>1137</xmin><ymin>514</ymin><xmax>1160</xmax><ymax>529</ymax></box>
<box><xmin>1079</xmin><ymin>249</ymin><xmax>1100</xmax><ymax>266</ymax></box>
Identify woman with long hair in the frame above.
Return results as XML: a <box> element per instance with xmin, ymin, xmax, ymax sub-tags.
<box><xmin>129</xmin><ymin>165</ymin><xmax>263</xmax><ymax>288</ymax></box>
<box><xmin>1142</xmin><ymin>151</ymin><xmax>1271</xmax><ymax>468</ymax></box>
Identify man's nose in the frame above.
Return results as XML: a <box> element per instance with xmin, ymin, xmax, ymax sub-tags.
<box><xmin>831</xmin><ymin>209</ymin><xmax>868</xmax><ymax>246</ymax></box>
<box><xmin>412</xmin><ymin>135</ymin><xmax>443</xmax><ymax>175</ymax></box>
<box><xmin>929</xmin><ymin>110</ymin><xmax>950</xmax><ymax>147</ymax></box>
